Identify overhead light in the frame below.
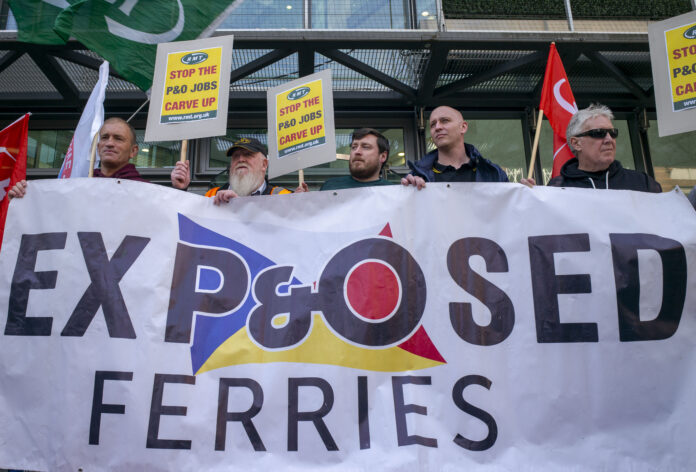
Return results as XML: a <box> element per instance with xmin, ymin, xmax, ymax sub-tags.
<box><xmin>142</xmin><ymin>148</ymin><xmax>149</xmax><ymax>153</ymax></box>
<box><xmin>286</xmin><ymin>5</ymin><xmax>292</xmax><ymax>9</ymax></box>
<box><xmin>398</xmin><ymin>152</ymin><xmax>405</xmax><ymax>157</ymax></box>
<box><xmin>421</xmin><ymin>11</ymin><xmax>429</xmax><ymax>17</ymax></box>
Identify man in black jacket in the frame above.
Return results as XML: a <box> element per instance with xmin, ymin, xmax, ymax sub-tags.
<box><xmin>546</xmin><ymin>104</ymin><xmax>661</xmax><ymax>192</ymax></box>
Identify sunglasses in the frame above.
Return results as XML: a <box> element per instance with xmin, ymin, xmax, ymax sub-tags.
<box><xmin>574</xmin><ymin>128</ymin><xmax>619</xmax><ymax>139</ymax></box>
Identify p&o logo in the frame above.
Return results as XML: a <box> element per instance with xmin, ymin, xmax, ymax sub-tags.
<box><xmin>167</xmin><ymin>215</ymin><xmax>445</xmax><ymax>374</ymax></box>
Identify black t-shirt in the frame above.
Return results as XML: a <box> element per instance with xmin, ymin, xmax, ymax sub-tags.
<box><xmin>432</xmin><ymin>159</ymin><xmax>476</xmax><ymax>182</ymax></box>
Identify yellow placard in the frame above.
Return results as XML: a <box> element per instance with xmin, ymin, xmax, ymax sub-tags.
<box><xmin>160</xmin><ymin>47</ymin><xmax>222</xmax><ymax>123</ymax></box>
<box><xmin>665</xmin><ymin>22</ymin><xmax>696</xmax><ymax>111</ymax></box>
<box><xmin>275</xmin><ymin>78</ymin><xmax>326</xmax><ymax>157</ymax></box>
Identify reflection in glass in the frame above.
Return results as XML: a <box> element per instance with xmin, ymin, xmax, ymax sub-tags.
<box><xmin>219</xmin><ymin>0</ymin><xmax>304</xmax><ymax>29</ymax></box>
<box><xmin>311</xmin><ymin>0</ymin><xmax>409</xmax><ymax>29</ymax></box>
<box><xmin>647</xmin><ymin>122</ymin><xmax>696</xmax><ymax>193</ymax></box>
<box><xmin>26</xmin><ymin>130</ymin><xmax>71</xmax><ymax>169</ymax></box>
<box><xmin>25</xmin><ymin>129</ymin><xmax>180</xmax><ymax>170</ymax></box>
<box><xmin>134</xmin><ymin>132</ymin><xmax>180</xmax><ymax>168</ymax></box>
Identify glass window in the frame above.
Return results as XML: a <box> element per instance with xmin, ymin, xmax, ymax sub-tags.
<box><xmin>536</xmin><ymin>118</ymin><xmax>633</xmax><ymax>184</ymax></box>
<box><xmin>647</xmin><ymin>121</ymin><xmax>696</xmax><ymax>194</ymax></box>
<box><xmin>311</xmin><ymin>0</ymin><xmax>410</xmax><ymax>29</ymax></box>
<box><xmin>26</xmin><ymin>130</ymin><xmax>71</xmax><ymax>169</ymax></box>
<box><xmin>25</xmin><ymin>128</ymin><xmax>180</xmax><ymax>171</ymax></box>
<box><xmin>219</xmin><ymin>0</ymin><xmax>304</xmax><ymax>29</ymax></box>
<box><xmin>415</xmin><ymin>0</ymin><xmax>438</xmax><ymax>29</ymax></box>
<box><xmin>425</xmin><ymin>118</ymin><xmax>527</xmax><ymax>183</ymax></box>
<box><xmin>135</xmin><ymin>132</ymin><xmax>180</xmax><ymax>168</ymax></box>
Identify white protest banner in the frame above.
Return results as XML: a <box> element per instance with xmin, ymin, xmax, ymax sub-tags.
<box><xmin>266</xmin><ymin>69</ymin><xmax>336</xmax><ymax>179</ymax></box>
<box><xmin>649</xmin><ymin>10</ymin><xmax>696</xmax><ymax>136</ymax></box>
<box><xmin>145</xmin><ymin>35</ymin><xmax>233</xmax><ymax>142</ymax></box>
<box><xmin>1</xmin><ymin>180</ymin><xmax>695</xmax><ymax>471</ymax></box>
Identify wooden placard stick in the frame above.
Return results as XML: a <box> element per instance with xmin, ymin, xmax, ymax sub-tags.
<box><xmin>527</xmin><ymin>109</ymin><xmax>544</xmax><ymax>181</ymax></box>
<box><xmin>180</xmin><ymin>139</ymin><xmax>188</xmax><ymax>162</ymax></box>
<box><xmin>87</xmin><ymin>132</ymin><xmax>99</xmax><ymax>178</ymax></box>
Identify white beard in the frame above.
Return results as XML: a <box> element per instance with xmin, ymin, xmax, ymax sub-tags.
<box><xmin>229</xmin><ymin>170</ymin><xmax>264</xmax><ymax>197</ymax></box>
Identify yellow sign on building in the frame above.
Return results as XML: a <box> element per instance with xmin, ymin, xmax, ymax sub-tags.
<box><xmin>665</xmin><ymin>22</ymin><xmax>696</xmax><ymax>111</ymax></box>
<box><xmin>275</xmin><ymin>78</ymin><xmax>326</xmax><ymax>157</ymax></box>
<box><xmin>160</xmin><ymin>46</ymin><xmax>223</xmax><ymax>123</ymax></box>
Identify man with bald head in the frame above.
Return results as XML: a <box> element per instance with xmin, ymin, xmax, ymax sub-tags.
<box><xmin>402</xmin><ymin>106</ymin><xmax>508</xmax><ymax>189</ymax></box>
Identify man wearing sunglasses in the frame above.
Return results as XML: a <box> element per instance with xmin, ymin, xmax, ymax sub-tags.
<box><xmin>546</xmin><ymin>104</ymin><xmax>661</xmax><ymax>192</ymax></box>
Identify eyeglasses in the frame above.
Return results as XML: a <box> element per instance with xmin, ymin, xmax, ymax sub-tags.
<box><xmin>574</xmin><ymin>128</ymin><xmax>619</xmax><ymax>139</ymax></box>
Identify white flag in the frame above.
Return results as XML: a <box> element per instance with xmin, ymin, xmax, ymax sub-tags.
<box><xmin>58</xmin><ymin>61</ymin><xmax>109</xmax><ymax>178</ymax></box>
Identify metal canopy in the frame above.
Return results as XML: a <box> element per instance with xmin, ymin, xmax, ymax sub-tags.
<box><xmin>0</xmin><ymin>29</ymin><xmax>656</xmax><ymax>118</ymax></box>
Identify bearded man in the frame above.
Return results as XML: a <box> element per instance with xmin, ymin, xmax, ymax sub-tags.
<box><xmin>171</xmin><ymin>137</ymin><xmax>291</xmax><ymax>204</ymax></box>
<box><xmin>320</xmin><ymin>128</ymin><xmax>395</xmax><ymax>190</ymax></box>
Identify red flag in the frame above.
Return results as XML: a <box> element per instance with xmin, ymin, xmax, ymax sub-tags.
<box><xmin>0</xmin><ymin>113</ymin><xmax>30</xmax><ymax>250</ymax></box>
<box><xmin>539</xmin><ymin>44</ymin><xmax>577</xmax><ymax>178</ymax></box>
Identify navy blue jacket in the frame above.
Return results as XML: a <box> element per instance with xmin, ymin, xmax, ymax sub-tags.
<box><xmin>407</xmin><ymin>143</ymin><xmax>508</xmax><ymax>183</ymax></box>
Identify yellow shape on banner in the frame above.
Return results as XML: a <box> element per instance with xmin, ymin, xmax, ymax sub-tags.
<box><xmin>665</xmin><ymin>22</ymin><xmax>696</xmax><ymax>111</ymax></box>
<box><xmin>160</xmin><ymin>47</ymin><xmax>223</xmax><ymax>123</ymax></box>
<box><xmin>196</xmin><ymin>315</ymin><xmax>443</xmax><ymax>374</ymax></box>
<box><xmin>275</xmin><ymin>78</ymin><xmax>327</xmax><ymax>157</ymax></box>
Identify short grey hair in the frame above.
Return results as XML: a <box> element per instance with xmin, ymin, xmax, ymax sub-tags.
<box><xmin>566</xmin><ymin>103</ymin><xmax>614</xmax><ymax>155</ymax></box>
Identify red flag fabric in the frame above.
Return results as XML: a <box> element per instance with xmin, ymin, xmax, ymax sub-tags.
<box><xmin>539</xmin><ymin>44</ymin><xmax>578</xmax><ymax>178</ymax></box>
<box><xmin>0</xmin><ymin>113</ymin><xmax>30</xmax><ymax>250</ymax></box>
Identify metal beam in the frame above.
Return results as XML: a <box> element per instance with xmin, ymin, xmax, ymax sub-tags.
<box><xmin>318</xmin><ymin>48</ymin><xmax>417</xmax><ymax>100</ymax></box>
<box><xmin>585</xmin><ymin>50</ymin><xmax>648</xmax><ymax>102</ymax></box>
<box><xmin>0</xmin><ymin>49</ymin><xmax>21</xmax><ymax>75</ymax></box>
<box><xmin>298</xmin><ymin>48</ymin><xmax>314</xmax><ymax>77</ymax></box>
<box><xmin>530</xmin><ymin>48</ymin><xmax>581</xmax><ymax>101</ymax></box>
<box><xmin>433</xmin><ymin>50</ymin><xmax>546</xmax><ymax>98</ymax></box>
<box><xmin>28</xmin><ymin>51</ymin><xmax>80</xmax><ymax>104</ymax></box>
<box><xmin>416</xmin><ymin>44</ymin><xmax>449</xmax><ymax>104</ymax></box>
<box><xmin>53</xmin><ymin>49</ymin><xmax>128</xmax><ymax>82</ymax></box>
<box><xmin>229</xmin><ymin>48</ymin><xmax>293</xmax><ymax>83</ymax></box>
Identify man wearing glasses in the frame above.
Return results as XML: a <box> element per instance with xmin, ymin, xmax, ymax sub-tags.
<box><xmin>546</xmin><ymin>104</ymin><xmax>661</xmax><ymax>192</ymax></box>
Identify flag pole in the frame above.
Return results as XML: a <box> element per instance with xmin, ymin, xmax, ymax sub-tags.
<box><xmin>527</xmin><ymin>109</ymin><xmax>544</xmax><ymax>180</ymax></box>
<box><xmin>180</xmin><ymin>139</ymin><xmax>188</xmax><ymax>162</ymax></box>
<box><xmin>87</xmin><ymin>132</ymin><xmax>99</xmax><ymax>178</ymax></box>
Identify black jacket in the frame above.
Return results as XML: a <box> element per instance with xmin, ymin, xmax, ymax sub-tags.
<box><xmin>547</xmin><ymin>158</ymin><xmax>661</xmax><ymax>193</ymax></box>
<box><xmin>407</xmin><ymin>143</ymin><xmax>508</xmax><ymax>183</ymax></box>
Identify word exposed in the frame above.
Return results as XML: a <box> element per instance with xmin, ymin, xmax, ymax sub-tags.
<box><xmin>5</xmin><ymin>232</ymin><xmax>686</xmax><ymax>346</ymax></box>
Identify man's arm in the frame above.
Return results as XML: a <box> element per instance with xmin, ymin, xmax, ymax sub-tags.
<box><xmin>8</xmin><ymin>180</ymin><xmax>27</xmax><ymax>199</ymax></box>
<box><xmin>213</xmin><ymin>189</ymin><xmax>239</xmax><ymax>205</ymax></box>
<box><xmin>400</xmin><ymin>174</ymin><xmax>426</xmax><ymax>190</ymax></box>
<box><xmin>170</xmin><ymin>160</ymin><xmax>191</xmax><ymax>190</ymax></box>
<box><xmin>520</xmin><ymin>178</ymin><xmax>536</xmax><ymax>188</ymax></box>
